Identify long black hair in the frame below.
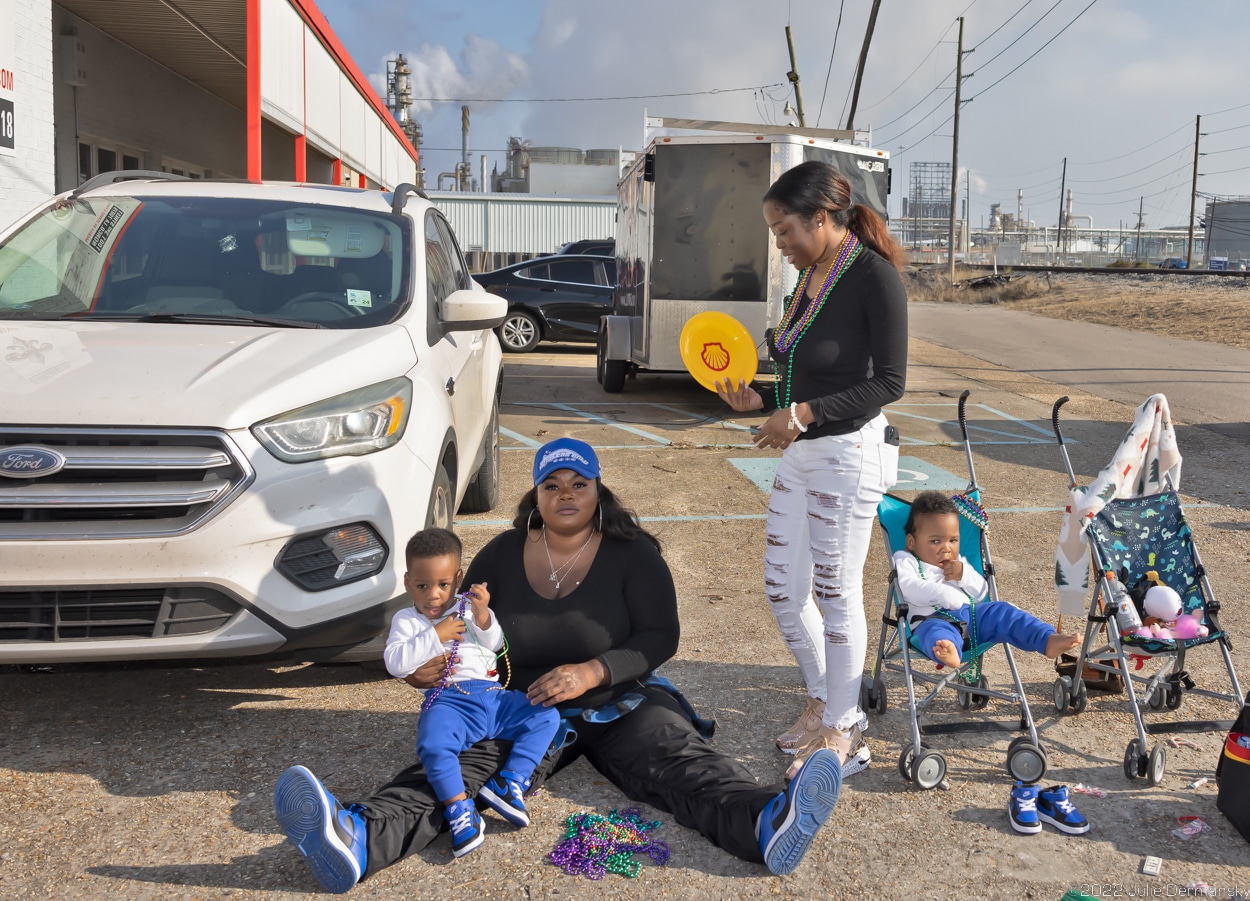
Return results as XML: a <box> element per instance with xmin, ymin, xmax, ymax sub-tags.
<box><xmin>764</xmin><ymin>160</ymin><xmax>907</xmax><ymax>270</ymax></box>
<box><xmin>512</xmin><ymin>479</ymin><xmax>662</xmax><ymax>553</ymax></box>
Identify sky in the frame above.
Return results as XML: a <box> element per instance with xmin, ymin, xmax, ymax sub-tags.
<box><xmin>316</xmin><ymin>0</ymin><xmax>1250</xmax><ymax>232</ymax></box>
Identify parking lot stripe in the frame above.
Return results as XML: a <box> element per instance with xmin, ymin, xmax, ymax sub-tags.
<box><xmin>499</xmin><ymin>426</ymin><xmax>543</xmax><ymax>448</ymax></box>
<box><xmin>544</xmin><ymin>403</ymin><xmax>673</xmax><ymax>445</ymax></box>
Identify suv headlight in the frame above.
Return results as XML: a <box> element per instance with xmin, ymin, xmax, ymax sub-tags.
<box><xmin>252</xmin><ymin>377</ymin><xmax>412</xmax><ymax>462</ymax></box>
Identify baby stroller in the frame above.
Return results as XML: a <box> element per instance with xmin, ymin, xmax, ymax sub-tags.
<box><xmin>863</xmin><ymin>391</ymin><xmax>1048</xmax><ymax>790</ymax></box>
<box><xmin>1050</xmin><ymin>395</ymin><xmax>1244</xmax><ymax>785</ymax></box>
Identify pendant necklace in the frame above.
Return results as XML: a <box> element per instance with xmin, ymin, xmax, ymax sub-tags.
<box><xmin>543</xmin><ymin>525</ymin><xmax>595</xmax><ymax>594</ymax></box>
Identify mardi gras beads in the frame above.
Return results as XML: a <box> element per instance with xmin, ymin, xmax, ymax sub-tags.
<box><xmin>547</xmin><ymin>807</ymin><xmax>670</xmax><ymax>880</ymax></box>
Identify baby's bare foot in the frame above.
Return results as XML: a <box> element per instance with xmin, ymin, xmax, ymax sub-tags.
<box><xmin>932</xmin><ymin>639</ymin><xmax>962</xmax><ymax>668</ymax></box>
<box><xmin>1045</xmin><ymin>633</ymin><xmax>1080</xmax><ymax>659</ymax></box>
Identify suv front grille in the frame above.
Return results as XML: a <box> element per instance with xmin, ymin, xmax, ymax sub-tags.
<box><xmin>0</xmin><ymin>428</ymin><xmax>254</xmax><ymax>539</ymax></box>
<box><xmin>0</xmin><ymin>586</ymin><xmax>241</xmax><ymax>642</ymax></box>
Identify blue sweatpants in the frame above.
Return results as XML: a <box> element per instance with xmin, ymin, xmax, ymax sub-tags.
<box><xmin>912</xmin><ymin>601</ymin><xmax>1054</xmax><ymax>663</ymax></box>
<box><xmin>417</xmin><ymin>680</ymin><xmax>560</xmax><ymax>803</ymax></box>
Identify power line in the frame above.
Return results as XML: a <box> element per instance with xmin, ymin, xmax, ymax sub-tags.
<box><xmin>968</xmin><ymin>0</ymin><xmax>1066</xmax><ymax>74</ymax></box>
<box><xmin>1066</xmin><ymin>142</ymin><xmax>1196</xmax><ymax>184</ymax></box>
<box><xmin>970</xmin><ymin>0</ymin><xmax>1041</xmax><ymax>51</ymax></box>
<box><xmin>815</xmin><ymin>0</ymin><xmax>848</xmax><ymax>127</ymax></box>
<box><xmin>968</xmin><ymin>0</ymin><xmax>1103</xmax><ymax>102</ymax></box>
<box><xmin>878</xmin><ymin>92</ymin><xmax>954</xmax><ymax>145</ymax></box>
<box><xmin>411</xmin><ymin>83</ymin><xmax>786</xmax><ymax>103</ymax></box>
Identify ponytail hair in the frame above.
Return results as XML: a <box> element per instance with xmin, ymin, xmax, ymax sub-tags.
<box><xmin>764</xmin><ymin>160</ymin><xmax>908</xmax><ymax>270</ymax></box>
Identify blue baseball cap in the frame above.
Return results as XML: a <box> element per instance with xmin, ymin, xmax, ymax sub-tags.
<box><xmin>533</xmin><ymin>437</ymin><xmax>601</xmax><ymax>484</ymax></box>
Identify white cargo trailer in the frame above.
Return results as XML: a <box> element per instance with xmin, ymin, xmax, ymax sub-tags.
<box><xmin>597</xmin><ymin>128</ymin><xmax>890</xmax><ymax>392</ymax></box>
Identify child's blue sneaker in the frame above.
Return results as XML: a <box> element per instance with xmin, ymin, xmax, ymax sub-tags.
<box><xmin>1037</xmin><ymin>785</ymin><xmax>1090</xmax><ymax>835</ymax></box>
<box><xmin>477</xmin><ymin>770</ymin><xmax>531</xmax><ymax>827</ymax></box>
<box><xmin>1008</xmin><ymin>781</ymin><xmax>1042</xmax><ymax>834</ymax></box>
<box><xmin>756</xmin><ymin>748</ymin><xmax>842</xmax><ymax>875</ymax></box>
<box><xmin>446</xmin><ymin>798</ymin><xmax>486</xmax><ymax>857</ymax></box>
<box><xmin>274</xmin><ymin>765</ymin><xmax>367</xmax><ymax>894</ymax></box>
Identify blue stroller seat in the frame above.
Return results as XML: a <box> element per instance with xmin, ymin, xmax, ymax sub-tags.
<box><xmin>864</xmin><ymin>392</ymin><xmax>1048</xmax><ymax>790</ymax></box>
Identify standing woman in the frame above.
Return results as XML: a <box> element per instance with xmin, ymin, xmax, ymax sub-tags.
<box><xmin>718</xmin><ymin>160</ymin><xmax>908</xmax><ymax>780</ymax></box>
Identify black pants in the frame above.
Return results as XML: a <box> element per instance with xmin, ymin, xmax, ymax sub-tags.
<box><xmin>357</xmin><ymin>686</ymin><xmax>776</xmax><ymax>879</ymax></box>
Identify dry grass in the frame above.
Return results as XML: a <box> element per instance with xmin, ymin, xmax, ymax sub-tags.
<box><xmin>907</xmin><ymin>268</ymin><xmax>1250</xmax><ymax>351</ymax></box>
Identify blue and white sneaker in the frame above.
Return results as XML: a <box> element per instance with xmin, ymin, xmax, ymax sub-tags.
<box><xmin>477</xmin><ymin>770</ymin><xmax>531</xmax><ymax>827</ymax></box>
<box><xmin>756</xmin><ymin>748</ymin><xmax>842</xmax><ymax>875</ymax></box>
<box><xmin>1008</xmin><ymin>781</ymin><xmax>1042</xmax><ymax>834</ymax></box>
<box><xmin>1037</xmin><ymin>785</ymin><xmax>1090</xmax><ymax>835</ymax></box>
<box><xmin>274</xmin><ymin>765</ymin><xmax>367</xmax><ymax>894</ymax></box>
<box><xmin>446</xmin><ymin>798</ymin><xmax>486</xmax><ymax>857</ymax></box>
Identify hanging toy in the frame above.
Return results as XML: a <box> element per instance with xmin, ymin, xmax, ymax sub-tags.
<box><xmin>1173</xmin><ymin>613</ymin><xmax>1209</xmax><ymax>640</ymax></box>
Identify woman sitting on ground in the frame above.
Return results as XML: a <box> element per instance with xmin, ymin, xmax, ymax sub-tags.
<box><xmin>273</xmin><ymin>437</ymin><xmax>845</xmax><ymax>893</ymax></box>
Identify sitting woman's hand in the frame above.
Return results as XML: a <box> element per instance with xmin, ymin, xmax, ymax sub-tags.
<box><xmin>403</xmin><ymin>653</ymin><xmax>453</xmax><ymax>690</ymax></box>
<box><xmin>527</xmin><ymin>660</ymin><xmax>609</xmax><ymax>707</ymax></box>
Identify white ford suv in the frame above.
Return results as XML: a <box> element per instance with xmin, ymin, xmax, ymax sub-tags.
<box><xmin>0</xmin><ymin>173</ymin><xmax>504</xmax><ymax>665</ymax></box>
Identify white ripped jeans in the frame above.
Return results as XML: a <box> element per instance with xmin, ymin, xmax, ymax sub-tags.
<box><xmin>764</xmin><ymin>413</ymin><xmax>898</xmax><ymax>731</ymax></box>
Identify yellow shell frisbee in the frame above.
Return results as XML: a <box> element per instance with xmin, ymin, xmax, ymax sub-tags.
<box><xmin>679</xmin><ymin>311</ymin><xmax>757</xmax><ymax>392</ymax></box>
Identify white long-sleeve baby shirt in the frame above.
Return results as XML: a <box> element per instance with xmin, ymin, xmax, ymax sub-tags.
<box><xmin>383</xmin><ymin>605</ymin><xmax>504</xmax><ymax>680</ymax></box>
<box><xmin>892</xmin><ymin>550</ymin><xmax>988</xmax><ymax>621</ymax></box>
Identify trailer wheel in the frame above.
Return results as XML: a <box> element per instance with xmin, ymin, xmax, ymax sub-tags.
<box><xmin>598</xmin><ymin>332</ymin><xmax>627</xmax><ymax>393</ymax></box>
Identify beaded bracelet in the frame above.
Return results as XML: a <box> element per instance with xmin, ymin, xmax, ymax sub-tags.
<box><xmin>788</xmin><ymin>402</ymin><xmax>808</xmax><ymax>433</ymax></box>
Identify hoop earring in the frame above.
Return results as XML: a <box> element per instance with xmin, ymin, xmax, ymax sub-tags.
<box><xmin>596</xmin><ymin>504</ymin><xmax>603</xmax><ymax>533</ymax></box>
<box><xmin>526</xmin><ymin>507</ymin><xmax>540</xmax><ymax>535</ymax></box>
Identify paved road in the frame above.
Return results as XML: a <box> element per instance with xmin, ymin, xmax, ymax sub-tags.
<box><xmin>909</xmin><ymin>303</ymin><xmax>1250</xmax><ymax>440</ymax></box>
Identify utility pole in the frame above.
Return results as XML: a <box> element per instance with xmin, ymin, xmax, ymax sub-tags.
<box><xmin>1055</xmin><ymin>157</ymin><xmax>1067</xmax><ymax>262</ymax></box>
<box><xmin>947</xmin><ymin>16</ymin><xmax>965</xmax><ymax>281</ymax></box>
<box><xmin>845</xmin><ymin>0</ymin><xmax>884</xmax><ymax>130</ymax></box>
<box><xmin>1135</xmin><ymin>196</ymin><xmax>1144</xmax><ymax>264</ymax></box>
<box><xmin>966</xmin><ymin>170</ymin><xmax>971</xmax><ymax>255</ymax></box>
<box><xmin>784</xmin><ymin>27</ymin><xmax>807</xmax><ymax>127</ymax></box>
<box><xmin>1187</xmin><ymin>114</ymin><xmax>1201</xmax><ymax>268</ymax></box>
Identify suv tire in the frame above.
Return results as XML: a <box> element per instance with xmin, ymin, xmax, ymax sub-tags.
<box><xmin>425</xmin><ymin>464</ymin><xmax>455</xmax><ymax>529</ymax></box>
<box><xmin>459</xmin><ymin>400</ymin><xmax>500</xmax><ymax>513</ymax></box>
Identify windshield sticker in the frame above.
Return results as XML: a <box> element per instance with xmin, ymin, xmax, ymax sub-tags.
<box><xmin>87</xmin><ymin>205</ymin><xmax>124</xmax><ymax>254</ymax></box>
<box><xmin>287</xmin><ymin>215</ymin><xmax>311</xmax><ymax>231</ymax></box>
<box><xmin>344</xmin><ymin>225</ymin><xmax>363</xmax><ymax>254</ymax></box>
<box><xmin>346</xmin><ymin>289</ymin><xmax>372</xmax><ymax>308</ymax></box>
<box><xmin>218</xmin><ymin>234</ymin><xmax>238</xmax><ymax>254</ymax></box>
<box><xmin>307</xmin><ymin>222</ymin><xmax>331</xmax><ymax>243</ymax></box>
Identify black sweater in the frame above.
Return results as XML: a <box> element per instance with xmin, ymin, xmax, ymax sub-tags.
<box><xmin>760</xmin><ymin>246</ymin><xmax>908</xmax><ymax>438</ymax></box>
<box><xmin>463</xmin><ymin>529</ymin><xmax>680</xmax><ymax>710</ymax></box>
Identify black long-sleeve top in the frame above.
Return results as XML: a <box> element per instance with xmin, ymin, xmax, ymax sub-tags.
<box><xmin>759</xmin><ymin>246</ymin><xmax>909</xmax><ymax>439</ymax></box>
<box><xmin>462</xmin><ymin>529</ymin><xmax>680</xmax><ymax>711</ymax></box>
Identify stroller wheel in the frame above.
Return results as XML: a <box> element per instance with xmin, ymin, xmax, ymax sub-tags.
<box><xmin>1123</xmin><ymin>739</ymin><xmax>1144</xmax><ymax>780</ymax></box>
<box><xmin>1165</xmin><ymin>685</ymin><xmax>1183</xmax><ymax>711</ymax></box>
<box><xmin>898</xmin><ymin>744</ymin><xmax>925</xmax><ymax>782</ymax></box>
<box><xmin>869</xmin><ymin>679</ymin><xmax>887</xmax><ymax>715</ymax></box>
<box><xmin>1006</xmin><ymin>740</ymin><xmax>1047</xmax><ymax>784</ymax></box>
<box><xmin>1148</xmin><ymin>744</ymin><xmax>1167</xmax><ymax>786</ymax></box>
<box><xmin>1147</xmin><ymin>686</ymin><xmax>1166</xmax><ymax>710</ymax></box>
<box><xmin>1071</xmin><ymin>679</ymin><xmax>1088</xmax><ymax>715</ymax></box>
<box><xmin>911</xmin><ymin>750</ymin><xmax>947</xmax><ymax>790</ymax></box>
<box><xmin>1053</xmin><ymin>676</ymin><xmax>1072</xmax><ymax>714</ymax></box>
<box><xmin>971</xmin><ymin>674</ymin><xmax>990</xmax><ymax>710</ymax></box>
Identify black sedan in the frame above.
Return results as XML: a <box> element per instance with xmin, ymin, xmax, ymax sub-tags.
<box><xmin>475</xmin><ymin>254</ymin><xmax>616</xmax><ymax>353</ymax></box>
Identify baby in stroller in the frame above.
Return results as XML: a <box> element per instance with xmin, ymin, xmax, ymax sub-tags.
<box><xmin>897</xmin><ymin>492</ymin><xmax>1079</xmax><ymax>668</ymax></box>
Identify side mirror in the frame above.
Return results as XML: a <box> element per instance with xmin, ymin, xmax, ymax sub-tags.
<box><xmin>439</xmin><ymin>287</ymin><xmax>506</xmax><ymax>333</ymax></box>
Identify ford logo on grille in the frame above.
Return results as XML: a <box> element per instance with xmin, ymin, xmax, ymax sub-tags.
<box><xmin>0</xmin><ymin>446</ymin><xmax>68</xmax><ymax>479</ymax></box>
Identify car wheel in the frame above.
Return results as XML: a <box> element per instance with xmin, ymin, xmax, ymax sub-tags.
<box><xmin>598</xmin><ymin>330</ymin><xmax>627</xmax><ymax>393</ymax></box>
<box><xmin>499</xmin><ymin>310</ymin><xmax>540</xmax><ymax>353</ymax></box>
<box><xmin>459</xmin><ymin>400</ymin><xmax>500</xmax><ymax>513</ymax></box>
<box><xmin>425</xmin><ymin>463</ymin><xmax>454</xmax><ymax>529</ymax></box>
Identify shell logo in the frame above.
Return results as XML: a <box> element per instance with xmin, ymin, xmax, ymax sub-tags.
<box><xmin>700</xmin><ymin>342</ymin><xmax>730</xmax><ymax>372</ymax></box>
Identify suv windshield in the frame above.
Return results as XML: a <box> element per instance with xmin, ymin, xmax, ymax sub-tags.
<box><xmin>0</xmin><ymin>196</ymin><xmax>412</xmax><ymax>328</ymax></box>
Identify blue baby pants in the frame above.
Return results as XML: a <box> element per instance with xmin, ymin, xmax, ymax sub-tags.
<box><xmin>417</xmin><ymin>679</ymin><xmax>560</xmax><ymax>803</ymax></box>
<box><xmin>912</xmin><ymin>601</ymin><xmax>1054</xmax><ymax>663</ymax></box>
